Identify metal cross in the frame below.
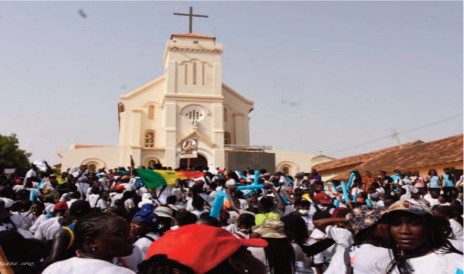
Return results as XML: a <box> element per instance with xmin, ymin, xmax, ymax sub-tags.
<box><xmin>174</xmin><ymin>7</ymin><xmax>208</xmax><ymax>33</ymax></box>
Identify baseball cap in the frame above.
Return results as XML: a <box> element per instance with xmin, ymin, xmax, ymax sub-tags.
<box><xmin>140</xmin><ymin>203</ymin><xmax>157</xmax><ymax>212</ymax></box>
<box><xmin>113</xmin><ymin>184</ymin><xmax>126</xmax><ymax>192</ymax></box>
<box><xmin>133</xmin><ymin>210</ymin><xmax>158</xmax><ymax>224</ymax></box>
<box><xmin>313</xmin><ymin>193</ymin><xmax>332</xmax><ymax>204</ymax></box>
<box><xmin>54</xmin><ymin>201</ymin><xmax>68</xmax><ymax>211</ymax></box>
<box><xmin>146</xmin><ymin>224</ymin><xmax>268</xmax><ymax>273</ymax></box>
<box><xmin>386</xmin><ymin>199</ymin><xmax>433</xmax><ymax>217</ymax></box>
<box><xmin>70</xmin><ymin>200</ymin><xmax>91</xmax><ymax>218</ymax></box>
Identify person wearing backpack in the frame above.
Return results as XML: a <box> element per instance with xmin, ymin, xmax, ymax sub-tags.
<box><xmin>129</xmin><ymin>209</ymin><xmax>160</xmax><ymax>259</ymax></box>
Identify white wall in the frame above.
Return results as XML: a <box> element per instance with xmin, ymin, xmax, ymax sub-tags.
<box><xmin>271</xmin><ymin>150</ymin><xmax>315</xmax><ymax>176</ymax></box>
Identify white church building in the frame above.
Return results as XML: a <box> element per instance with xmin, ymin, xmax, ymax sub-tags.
<box><xmin>58</xmin><ymin>33</ymin><xmax>321</xmax><ymax>175</ymax></box>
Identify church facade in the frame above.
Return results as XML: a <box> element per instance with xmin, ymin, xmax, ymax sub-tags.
<box><xmin>58</xmin><ymin>33</ymin><xmax>316</xmax><ymax>175</ymax></box>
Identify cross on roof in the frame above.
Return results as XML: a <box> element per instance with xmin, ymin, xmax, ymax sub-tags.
<box><xmin>173</xmin><ymin>7</ymin><xmax>208</xmax><ymax>34</ymax></box>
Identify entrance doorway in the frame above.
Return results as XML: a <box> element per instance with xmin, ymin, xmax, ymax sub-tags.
<box><xmin>179</xmin><ymin>154</ymin><xmax>208</xmax><ymax>169</ymax></box>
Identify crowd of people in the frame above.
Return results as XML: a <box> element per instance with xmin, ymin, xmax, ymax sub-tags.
<box><xmin>0</xmin><ymin>161</ymin><xmax>463</xmax><ymax>274</ymax></box>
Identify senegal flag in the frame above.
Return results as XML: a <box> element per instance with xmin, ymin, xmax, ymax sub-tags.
<box><xmin>136</xmin><ymin>169</ymin><xmax>205</xmax><ymax>188</ymax></box>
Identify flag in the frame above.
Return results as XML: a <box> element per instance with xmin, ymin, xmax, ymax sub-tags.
<box><xmin>136</xmin><ymin>169</ymin><xmax>205</xmax><ymax>188</ymax></box>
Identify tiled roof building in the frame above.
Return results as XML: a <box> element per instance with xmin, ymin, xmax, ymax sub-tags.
<box><xmin>313</xmin><ymin>134</ymin><xmax>463</xmax><ymax>182</ymax></box>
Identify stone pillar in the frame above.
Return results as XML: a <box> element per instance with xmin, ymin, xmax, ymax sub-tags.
<box><xmin>164</xmin><ymin>101</ymin><xmax>177</xmax><ymax>168</ymax></box>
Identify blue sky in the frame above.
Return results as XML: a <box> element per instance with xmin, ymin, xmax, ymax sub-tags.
<box><xmin>0</xmin><ymin>1</ymin><xmax>462</xmax><ymax>164</ymax></box>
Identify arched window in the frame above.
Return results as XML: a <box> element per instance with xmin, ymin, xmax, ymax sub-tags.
<box><xmin>224</xmin><ymin>107</ymin><xmax>228</xmax><ymax>122</ymax></box>
<box><xmin>224</xmin><ymin>132</ymin><xmax>231</xmax><ymax>145</ymax></box>
<box><xmin>145</xmin><ymin>131</ymin><xmax>155</xmax><ymax>148</ymax></box>
<box><xmin>148</xmin><ymin>159</ymin><xmax>159</xmax><ymax>169</ymax></box>
<box><xmin>148</xmin><ymin>105</ymin><xmax>155</xmax><ymax>120</ymax></box>
<box><xmin>88</xmin><ymin>164</ymin><xmax>97</xmax><ymax>172</ymax></box>
<box><xmin>281</xmin><ymin>165</ymin><xmax>292</xmax><ymax>175</ymax></box>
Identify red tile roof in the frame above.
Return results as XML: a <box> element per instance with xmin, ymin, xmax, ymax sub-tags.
<box><xmin>170</xmin><ymin>33</ymin><xmax>216</xmax><ymax>40</ymax></box>
<box><xmin>313</xmin><ymin>140</ymin><xmax>423</xmax><ymax>171</ymax></box>
<box><xmin>331</xmin><ymin>134</ymin><xmax>463</xmax><ymax>181</ymax></box>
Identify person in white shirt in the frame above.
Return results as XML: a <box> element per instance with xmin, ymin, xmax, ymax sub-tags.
<box><xmin>424</xmin><ymin>189</ymin><xmax>441</xmax><ymax>208</ymax></box>
<box><xmin>383</xmin><ymin>199</ymin><xmax>463</xmax><ymax>274</ymax></box>
<box><xmin>66</xmin><ymin>192</ymin><xmax>81</xmax><ymax>209</ymax></box>
<box><xmin>1</xmin><ymin>198</ymin><xmax>25</xmax><ymax>229</ymax></box>
<box><xmin>43</xmin><ymin>213</ymin><xmax>135</xmax><ymax>274</ymax></box>
<box><xmin>322</xmin><ymin>206</ymin><xmax>390</xmax><ymax>274</ymax></box>
<box><xmin>280</xmin><ymin>214</ymin><xmax>314</xmax><ymax>274</ymax></box>
<box><xmin>13</xmin><ymin>179</ymin><xmax>25</xmax><ymax>192</ymax></box>
<box><xmin>115</xmin><ymin>210</ymin><xmax>161</xmax><ymax>272</ymax></box>
<box><xmin>75</xmin><ymin>176</ymin><xmax>90</xmax><ymax>199</ymax></box>
<box><xmin>190</xmin><ymin>196</ymin><xmax>210</xmax><ymax>220</ymax></box>
<box><xmin>371</xmin><ymin>194</ymin><xmax>385</xmax><ymax>209</ymax></box>
<box><xmin>23</xmin><ymin>165</ymin><xmax>38</xmax><ymax>185</ymax></box>
<box><xmin>29</xmin><ymin>203</ymin><xmax>49</xmax><ymax>234</ymax></box>
<box><xmin>87</xmin><ymin>187</ymin><xmax>101</xmax><ymax>207</ymax></box>
<box><xmin>350</xmin><ymin>184</ymin><xmax>364</xmax><ymax>197</ymax></box>
<box><xmin>110</xmin><ymin>185</ymin><xmax>125</xmax><ymax>207</ymax></box>
<box><xmin>433</xmin><ymin>206</ymin><xmax>463</xmax><ymax>240</ymax></box>
<box><xmin>34</xmin><ymin>202</ymin><xmax>68</xmax><ymax>242</ymax></box>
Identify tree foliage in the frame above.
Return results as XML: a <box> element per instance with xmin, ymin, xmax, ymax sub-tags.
<box><xmin>0</xmin><ymin>134</ymin><xmax>31</xmax><ymax>175</ymax></box>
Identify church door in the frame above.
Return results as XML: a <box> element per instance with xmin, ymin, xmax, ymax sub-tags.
<box><xmin>179</xmin><ymin>154</ymin><xmax>208</xmax><ymax>169</ymax></box>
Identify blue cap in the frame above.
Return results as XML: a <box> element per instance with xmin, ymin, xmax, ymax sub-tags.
<box><xmin>140</xmin><ymin>203</ymin><xmax>157</xmax><ymax>212</ymax></box>
<box><xmin>133</xmin><ymin>210</ymin><xmax>158</xmax><ymax>224</ymax></box>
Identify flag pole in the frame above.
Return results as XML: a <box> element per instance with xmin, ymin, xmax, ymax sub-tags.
<box><xmin>187</xmin><ymin>158</ymin><xmax>191</xmax><ymax>170</ymax></box>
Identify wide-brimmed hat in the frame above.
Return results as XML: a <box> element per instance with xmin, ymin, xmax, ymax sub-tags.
<box><xmin>252</xmin><ymin>219</ymin><xmax>287</xmax><ymax>239</ymax></box>
<box><xmin>346</xmin><ymin>205</ymin><xmax>384</xmax><ymax>236</ymax></box>
<box><xmin>386</xmin><ymin>199</ymin><xmax>433</xmax><ymax>217</ymax></box>
<box><xmin>154</xmin><ymin>206</ymin><xmax>176</xmax><ymax>223</ymax></box>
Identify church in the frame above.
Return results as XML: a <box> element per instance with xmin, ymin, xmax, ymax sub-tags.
<box><xmin>57</xmin><ymin>25</ymin><xmax>321</xmax><ymax>175</ymax></box>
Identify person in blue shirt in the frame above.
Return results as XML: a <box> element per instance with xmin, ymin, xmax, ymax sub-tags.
<box><xmin>442</xmin><ymin>168</ymin><xmax>456</xmax><ymax>197</ymax></box>
<box><xmin>426</xmin><ymin>169</ymin><xmax>442</xmax><ymax>191</ymax></box>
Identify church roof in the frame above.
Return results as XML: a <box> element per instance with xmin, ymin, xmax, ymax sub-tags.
<box><xmin>170</xmin><ymin>33</ymin><xmax>216</xmax><ymax>41</ymax></box>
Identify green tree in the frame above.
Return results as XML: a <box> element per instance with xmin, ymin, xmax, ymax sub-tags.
<box><xmin>0</xmin><ymin>133</ymin><xmax>31</xmax><ymax>175</ymax></box>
